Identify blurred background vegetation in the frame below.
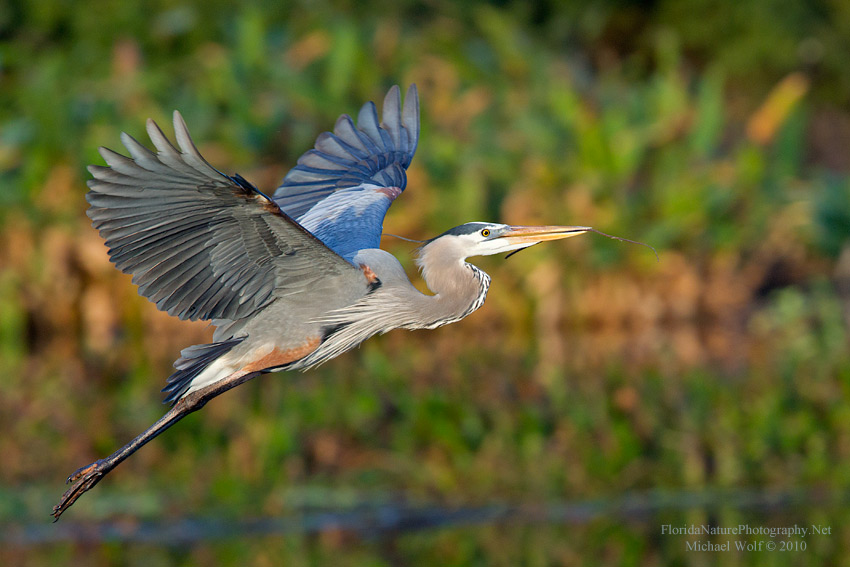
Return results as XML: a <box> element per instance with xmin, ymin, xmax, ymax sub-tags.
<box><xmin>2</xmin><ymin>0</ymin><xmax>850</xmax><ymax>565</ymax></box>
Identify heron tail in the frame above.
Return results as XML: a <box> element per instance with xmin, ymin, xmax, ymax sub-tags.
<box><xmin>161</xmin><ymin>337</ymin><xmax>246</xmax><ymax>405</ymax></box>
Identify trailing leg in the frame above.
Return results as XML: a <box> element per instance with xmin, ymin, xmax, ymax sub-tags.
<box><xmin>52</xmin><ymin>369</ymin><xmax>259</xmax><ymax>521</ymax></box>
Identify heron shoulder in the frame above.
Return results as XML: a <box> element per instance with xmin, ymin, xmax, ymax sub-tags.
<box><xmin>351</xmin><ymin>248</ymin><xmax>409</xmax><ymax>284</ymax></box>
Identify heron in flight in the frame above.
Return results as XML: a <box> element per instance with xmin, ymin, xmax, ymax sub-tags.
<box><xmin>53</xmin><ymin>85</ymin><xmax>610</xmax><ymax>519</ymax></box>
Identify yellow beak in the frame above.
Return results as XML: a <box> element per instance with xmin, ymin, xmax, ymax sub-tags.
<box><xmin>497</xmin><ymin>225</ymin><xmax>592</xmax><ymax>245</ymax></box>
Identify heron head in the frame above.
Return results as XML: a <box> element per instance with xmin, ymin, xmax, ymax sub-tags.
<box><xmin>422</xmin><ymin>222</ymin><xmax>591</xmax><ymax>260</ymax></box>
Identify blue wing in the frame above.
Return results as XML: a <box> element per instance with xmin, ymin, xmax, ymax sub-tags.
<box><xmin>273</xmin><ymin>85</ymin><xmax>419</xmax><ymax>261</ymax></box>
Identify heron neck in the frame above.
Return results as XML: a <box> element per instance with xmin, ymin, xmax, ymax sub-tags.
<box><xmin>415</xmin><ymin>244</ymin><xmax>491</xmax><ymax>328</ymax></box>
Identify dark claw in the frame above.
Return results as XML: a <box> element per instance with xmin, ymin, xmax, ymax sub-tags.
<box><xmin>65</xmin><ymin>460</ymin><xmax>102</xmax><ymax>484</ymax></box>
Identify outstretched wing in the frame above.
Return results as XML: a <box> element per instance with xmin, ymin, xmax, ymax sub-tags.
<box><xmin>274</xmin><ymin>84</ymin><xmax>419</xmax><ymax>260</ymax></box>
<box><xmin>86</xmin><ymin>112</ymin><xmax>362</xmax><ymax>323</ymax></box>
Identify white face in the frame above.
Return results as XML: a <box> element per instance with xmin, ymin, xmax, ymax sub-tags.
<box><xmin>453</xmin><ymin>222</ymin><xmax>591</xmax><ymax>259</ymax></box>
<box><xmin>456</xmin><ymin>223</ymin><xmax>529</xmax><ymax>257</ymax></box>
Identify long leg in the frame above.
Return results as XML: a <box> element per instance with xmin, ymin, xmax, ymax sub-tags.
<box><xmin>52</xmin><ymin>369</ymin><xmax>260</xmax><ymax>521</ymax></box>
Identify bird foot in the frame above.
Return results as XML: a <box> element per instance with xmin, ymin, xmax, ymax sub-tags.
<box><xmin>52</xmin><ymin>459</ymin><xmax>107</xmax><ymax>521</ymax></box>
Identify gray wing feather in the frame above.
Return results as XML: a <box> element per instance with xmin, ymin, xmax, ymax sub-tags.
<box><xmin>87</xmin><ymin>111</ymin><xmax>361</xmax><ymax>323</ymax></box>
<box><xmin>357</xmin><ymin>101</ymin><xmax>385</xmax><ymax>150</ymax></box>
<box><xmin>382</xmin><ymin>84</ymin><xmax>402</xmax><ymax>150</ymax></box>
<box><xmin>330</xmin><ymin>116</ymin><xmax>372</xmax><ymax>159</ymax></box>
<box><xmin>402</xmin><ymin>87</ymin><xmax>418</xmax><ymax>152</ymax></box>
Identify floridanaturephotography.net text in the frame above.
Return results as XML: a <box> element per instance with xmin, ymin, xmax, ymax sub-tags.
<box><xmin>661</xmin><ymin>524</ymin><xmax>832</xmax><ymax>553</ymax></box>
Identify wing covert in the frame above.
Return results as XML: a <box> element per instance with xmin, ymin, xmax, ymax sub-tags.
<box><xmin>86</xmin><ymin>111</ymin><xmax>360</xmax><ymax>323</ymax></box>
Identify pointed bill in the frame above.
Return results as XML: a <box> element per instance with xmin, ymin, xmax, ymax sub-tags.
<box><xmin>497</xmin><ymin>225</ymin><xmax>591</xmax><ymax>246</ymax></box>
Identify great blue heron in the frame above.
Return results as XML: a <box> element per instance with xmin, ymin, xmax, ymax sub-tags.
<box><xmin>53</xmin><ymin>85</ymin><xmax>644</xmax><ymax>520</ymax></box>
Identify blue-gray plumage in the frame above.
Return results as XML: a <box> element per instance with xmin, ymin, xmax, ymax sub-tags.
<box><xmin>53</xmin><ymin>85</ymin><xmax>593</xmax><ymax>520</ymax></box>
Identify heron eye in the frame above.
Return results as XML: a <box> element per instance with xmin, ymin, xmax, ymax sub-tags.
<box><xmin>481</xmin><ymin>229</ymin><xmax>491</xmax><ymax>237</ymax></box>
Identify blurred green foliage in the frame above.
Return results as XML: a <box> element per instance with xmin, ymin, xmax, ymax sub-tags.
<box><xmin>2</xmin><ymin>1</ymin><xmax>850</xmax><ymax>565</ymax></box>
